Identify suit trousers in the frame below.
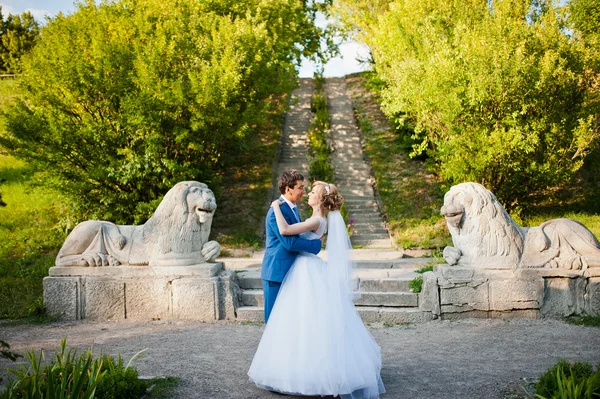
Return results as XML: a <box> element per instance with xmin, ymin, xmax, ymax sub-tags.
<box><xmin>262</xmin><ymin>279</ymin><xmax>281</xmax><ymax>323</ymax></box>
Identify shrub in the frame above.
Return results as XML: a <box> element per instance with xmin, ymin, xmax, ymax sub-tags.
<box><xmin>95</xmin><ymin>354</ymin><xmax>147</xmax><ymax>399</ymax></box>
<box><xmin>1</xmin><ymin>0</ymin><xmax>327</xmax><ymax>224</ymax></box>
<box><xmin>409</xmin><ymin>275</ymin><xmax>423</xmax><ymax>293</ymax></box>
<box><xmin>1</xmin><ymin>338</ymin><xmax>105</xmax><ymax>398</ymax></box>
<box><xmin>334</xmin><ymin>0</ymin><xmax>600</xmax><ymax>211</ymax></box>
<box><xmin>535</xmin><ymin>360</ymin><xmax>600</xmax><ymax>399</ymax></box>
<box><xmin>0</xmin><ymin>338</ymin><xmax>150</xmax><ymax>399</ymax></box>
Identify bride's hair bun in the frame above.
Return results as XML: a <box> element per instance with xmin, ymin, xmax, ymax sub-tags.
<box><xmin>313</xmin><ymin>181</ymin><xmax>343</xmax><ymax>212</ymax></box>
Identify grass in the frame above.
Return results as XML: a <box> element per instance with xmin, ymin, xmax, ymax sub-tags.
<box><xmin>145</xmin><ymin>376</ymin><xmax>181</xmax><ymax>399</ymax></box>
<box><xmin>565</xmin><ymin>314</ymin><xmax>600</xmax><ymax>327</ymax></box>
<box><xmin>344</xmin><ymin>73</ymin><xmax>451</xmax><ymax>250</ymax></box>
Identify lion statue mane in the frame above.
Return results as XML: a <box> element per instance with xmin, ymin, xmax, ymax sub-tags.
<box><xmin>56</xmin><ymin>181</ymin><xmax>221</xmax><ymax>267</ymax></box>
<box><xmin>440</xmin><ymin>182</ymin><xmax>600</xmax><ymax>270</ymax></box>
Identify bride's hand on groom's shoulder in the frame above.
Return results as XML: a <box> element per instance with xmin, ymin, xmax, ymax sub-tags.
<box><xmin>271</xmin><ymin>199</ymin><xmax>283</xmax><ymax>208</ymax></box>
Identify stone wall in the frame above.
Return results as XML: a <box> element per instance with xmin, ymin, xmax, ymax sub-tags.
<box><xmin>44</xmin><ymin>263</ymin><xmax>241</xmax><ymax>322</ymax></box>
<box><xmin>430</xmin><ymin>265</ymin><xmax>600</xmax><ymax>319</ymax></box>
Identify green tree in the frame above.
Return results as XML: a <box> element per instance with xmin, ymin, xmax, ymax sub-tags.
<box><xmin>334</xmin><ymin>0</ymin><xmax>600</xmax><ymax>210</ymax></box>
<box><xmin>0</xmin><ymin>8</ymin><xmax>40</xmax><ymax>73</ymax></box>
<box><xmin>1</xmin><ymin>0</ymin><xmax>328</xmax><ymax>224</ymax></box>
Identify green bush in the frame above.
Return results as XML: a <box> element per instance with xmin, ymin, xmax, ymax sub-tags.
<box><xmin>1</xmin><ymin>338</ymin><xmax>105</xmax><ymax>398</ymax></box>
<box><xmin>0</xmin><ymin>338</ymin><xmax>151</xmax><ymax>399</ymax></box>
<box><xmin>1</xmin><ymin>0</ymin><xmax>327</xmax><ymax>224</ymax></box>
<box><xmin>535</xmin><ymin>360</ymin><xmax>600</xmax><ymax>399</ymax></box>
<box><xmin>95</xmin><ymin>354</ymin><xmax>147</xmax><ymax>399</ymax></box>
<box><xmin>409</xmin><ymin>275</ymin><xmax>423</xmax><ymax>293</ymax></box>
<box><xmin>334</xmin><ymin>0</ymin><xmax>600</xmax><ymax>211</ymax></box>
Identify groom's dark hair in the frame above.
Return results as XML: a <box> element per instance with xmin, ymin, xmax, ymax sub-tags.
<box><xmin>278</xmin><ymin>170</ymin><xmax>304</xmax><ymax>194</ymax></box>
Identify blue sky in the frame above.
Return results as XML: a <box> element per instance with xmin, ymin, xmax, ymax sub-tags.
<box><xmin>0</xmin><ymin>0</ymin><xmax>368</xmax><ymax>77</ymax></box>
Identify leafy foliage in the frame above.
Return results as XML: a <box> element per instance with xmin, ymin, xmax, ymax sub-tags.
<box><xmin>1</xmin><ymin>0</ymin><xmax>328</xmax><ymax>224</ymax></box>
<box><xmin>334</xmin><ymin>0</ymin><xmax>600</xmax><ymax>211</ymax></box>
<box><xmin>95</xmin><ymin>353</ymin><xmax>147</xmax><ymax>399</ymax></box>
<box><xmin>535</xmin><ymin>360</ymin><xmax>600</xmax><ymax>399</ymax></box>
<box><xmin>0</xmin><ymin>338</ymin><xmax>153</xmax><ymax>399</ymax></box>
<box><xmin>1</xmin><ymin>338</ymin><xmax>105</xmax><ymax>398</ymax></box>
<box><xmin>0</xmin><ymin>7</ymin><xmax>40</xmax><ymax>73</ymax></box>
<box><xmin>409</xmin><ymin>275</ymin><xmax>422</xmax><ymax>293</ymax></box>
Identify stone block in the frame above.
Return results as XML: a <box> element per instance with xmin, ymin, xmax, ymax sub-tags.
<box><xmin>585</xmin><ymin>278</ymin><xmax>600</xmax><ymax>315</ymax></box>
<box><xmin>217</xmin><ymin>271</ymin><xmax>241</xmax><ymax>320</ymax></box>
<box><xmin>172</xmin><ymin>277</ymin><xmax>218</xmax><ymax>321</ymax></box>
<box><xmin>541</xmin><ymin>277</ymin><xmax>586</xmax><ymax>317</ymax></box>
<box><xmin>43</xmin><ymin>277</ymin><xmax>81</xmax><ymax>320</ymax></box>
<box><xmin>354</xmin><ymin>292</ymin><xmax>418</xmax><ymax>307</ymax></box>
<box><xmin>84</xmin><ymin>279</ymin><xmax>125</xmax><ymax>320</ymax></box>
<box><xmin>125</xmin><ymin>279</ymin><xmax>171</xmax><ymax>320</ymax></box>
<box><xmin>489</xmin><ymin>278</ymin><xmax>543</xmax><ymax>311</ymax></box>
<box><xmin>359</xmin><ymin>278</ymin><xmax>411</xmax><ymax>292</ymax></box>
<box><xmin>356</xmin><ymin>307</ymin><xmax>381</xmax><ymax>323</ymax></box>
<box><xmin>419</xmin><ymin>271</ymin><xmax>440</xmax><ymax>316</ymax></box>
<box><xmin>440</xmin><ymin>282</ymin><xmax>489</xmax><ymax>310</ymax></box>
<box><xmin>378</xmin><ymin>309</ymin><xmax>433</xmax><ymax>324</ymax></box>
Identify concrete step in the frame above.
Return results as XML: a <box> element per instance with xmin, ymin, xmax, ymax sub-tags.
<box><xmin>351</xmin><ymin>233</ymin><xmax>390</xmax><ymax>241</ymax></box>
<box><xmin>354</xmin><ymin>292</ymin><xmax>418</xmax><ymax>307</ymax></box>
<box><xmin>237</xmin><ymin>306</ymin><xmax>432</xmax><ymax>324</ymax></box>
<box><xmin>236</xmin><ymin>306</ymin><xmax>264</xmax><ymax>323</ymax></box>
<box><xmin>242</xmin><ymin>289</ymin><xmax>264</xmax><ymax>307</ymax></box>
<box><xmin>242</xmin><ymin>289</ymin><xmax>418</xmax><ymax>308</ymax></box>
<box><xmin>359</xmin><ymin>277</ymin><xmax>413</xmax><ymax>292</ymax></box>
<box><xmin>356</xmin><ymin>307</ymin><xmax>433</xmax><ymax>324</ymax></box>
<box><xmin>351</xmin><ymin>238</ymin><xmax>392</xmax><ymax>248</ymax></box>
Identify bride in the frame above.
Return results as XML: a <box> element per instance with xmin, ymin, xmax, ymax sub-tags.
<box><xmin>248</xmin><ymin>181</ymin><xmax>385</xmax><ymax>399</ymax></box>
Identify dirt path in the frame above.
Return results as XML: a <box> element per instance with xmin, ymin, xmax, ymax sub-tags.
<box><xmin>1</xmin><ymin>318</ymin><xmax>599</xmax><ymax>398</ymax></box>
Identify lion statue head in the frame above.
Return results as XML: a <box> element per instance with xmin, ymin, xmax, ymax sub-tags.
<box><xmin>143</xmin><ymin>181</ymin><xmax>218</xmax><ymax>263</ymax></box>
<box><xmin>440</xmin><ymin>182</ymin><xmax>524</xmax><ymax>269</ymax></box>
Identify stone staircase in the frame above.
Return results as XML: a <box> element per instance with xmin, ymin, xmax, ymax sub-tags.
<box><xmin>325</xmin><ymin>78</ymin><xmax>391</xmax><ymax>248</ymax></box>
<box><xmin>233</xmin><ymin>252</ymin><xmax>433</xmax><ymax>324</ymax></box>
<box><xmin>274</xmin><ymin>78</ymin><xmax>313</xmax><ymax>217</ymax></box>
<box><xmin>232</xmin><ymin>78</ymin><xmax>424</xmax><ymax>324</ymax></box>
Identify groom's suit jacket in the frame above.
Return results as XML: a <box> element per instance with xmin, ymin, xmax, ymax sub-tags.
<box><xmin>261</xmin><ymin>200</ymin><xmax>321</xmax><ymax>283</ymax></box>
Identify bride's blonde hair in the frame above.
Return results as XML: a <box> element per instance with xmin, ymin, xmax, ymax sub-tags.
<box><xmin>312</xmin><ymin>181</ymin><xmax>343</xmax><ymax>212</ymax></box>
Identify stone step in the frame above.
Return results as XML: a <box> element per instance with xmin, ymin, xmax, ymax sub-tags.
<box><xmin>356</xmin><ymin>307</ymin><xmax>433</xmax><ymax>324</ymax></box>
<box><xmin>236</xmin><ymin>306</ymin><xmax>432</xmax><ymax>324</ymax></box>
<box><xmin>354</xmin><ymin>292</ymin><xmax>418</xmax><ymax>307</ymax></box>
<box><xmin>236</xmin><ymin>306</ymin><xmax>264</xmax><ymax>323</ymax></box>
<box><xmin>242</xmin><ymin>289</ymin><xmax>264</xmax><ymax>307</ymax></box>
<box><xmin>351</xmin><ymin>238</ymin><xmax>392</xmax><ymax>248</ymax></box>
<box><xmin>359</xmin><ymin>277</ymin><xmax>413</xmax><ymax>292</ymax></box>
<box><xmin>242</xmin><ymin>289</ymin><xmax>418</xmax><ymax>308</ymax></box>
<box><xmin>351</xmin><ymin>228</ymin><xmax>389</xmax><ymax>236</ymax></box>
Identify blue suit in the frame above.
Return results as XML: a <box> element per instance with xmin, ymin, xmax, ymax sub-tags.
<box><xmin>261</xmin><ymin>200</ymin><xmax>322</xmax><ymax>323</ymax></box>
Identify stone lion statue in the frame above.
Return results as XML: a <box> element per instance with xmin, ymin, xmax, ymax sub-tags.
<box><xmin>56</xmin><ymin>181</ymin><xmax>221</xmax><ymax>267</ymax></box>
<box><xmin>440</xmin><ymin>182</ymin><xmax>600</xmax><ymax>270</ymax></box>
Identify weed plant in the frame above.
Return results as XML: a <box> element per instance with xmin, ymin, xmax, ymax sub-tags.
<box><xmin>535</xmin><ymin>360</ymin><xmax>600</xmax><ymax>399</ymax></box>
<box><xmin>307</xmin><ymin>72</ymin><xmax>334</xmax><ymax>184</ymax></box>
<box><xmin>0</xmin><ymin>338</ymin><xmax>153</xmax><ymax>399</ymax></box>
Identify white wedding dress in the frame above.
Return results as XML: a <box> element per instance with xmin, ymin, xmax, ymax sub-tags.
<box><xmin>248</xmin><ymin>212</ymin><xmax>385</xmax><ymax>399</ymax></box>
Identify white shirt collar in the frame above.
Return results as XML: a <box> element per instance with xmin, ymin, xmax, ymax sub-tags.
<box><xmin>280</xmin><ymin>195</ymin><xmax>296</xmax><ymax>209</ymax></box>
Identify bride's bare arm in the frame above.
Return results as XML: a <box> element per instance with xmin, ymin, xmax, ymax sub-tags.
<box><xmin>271</xmin><ymin>200</ymin><xmax>320</xmax><ymax>236</ymax></box>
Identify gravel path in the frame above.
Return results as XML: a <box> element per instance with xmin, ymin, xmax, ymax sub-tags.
<box><xmin>1</xmin><ymin>318</ymin><xmax>599</xmax><ymax>398</ymax></box>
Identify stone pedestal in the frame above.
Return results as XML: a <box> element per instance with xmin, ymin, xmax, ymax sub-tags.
<box><xmin>429</xmin><ymin>265</ymin><xmax>600</xmax><ymax>319</ymax></box>
<box><xmin>43</xmin><ymin>263</ymin><xmax>240</xmax><ymax>321</ymax></box>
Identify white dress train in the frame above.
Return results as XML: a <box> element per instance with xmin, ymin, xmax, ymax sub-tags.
<box><xmin>248</xmin><ymin>215</ymin><xmax>385</xmax><ymax>398</ymax></box>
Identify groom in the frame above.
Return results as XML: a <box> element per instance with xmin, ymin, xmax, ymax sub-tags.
<box><xmin>261</xmin><ymin>170</ymin><xmax>322</xmax><ymax>323</ymax></box>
